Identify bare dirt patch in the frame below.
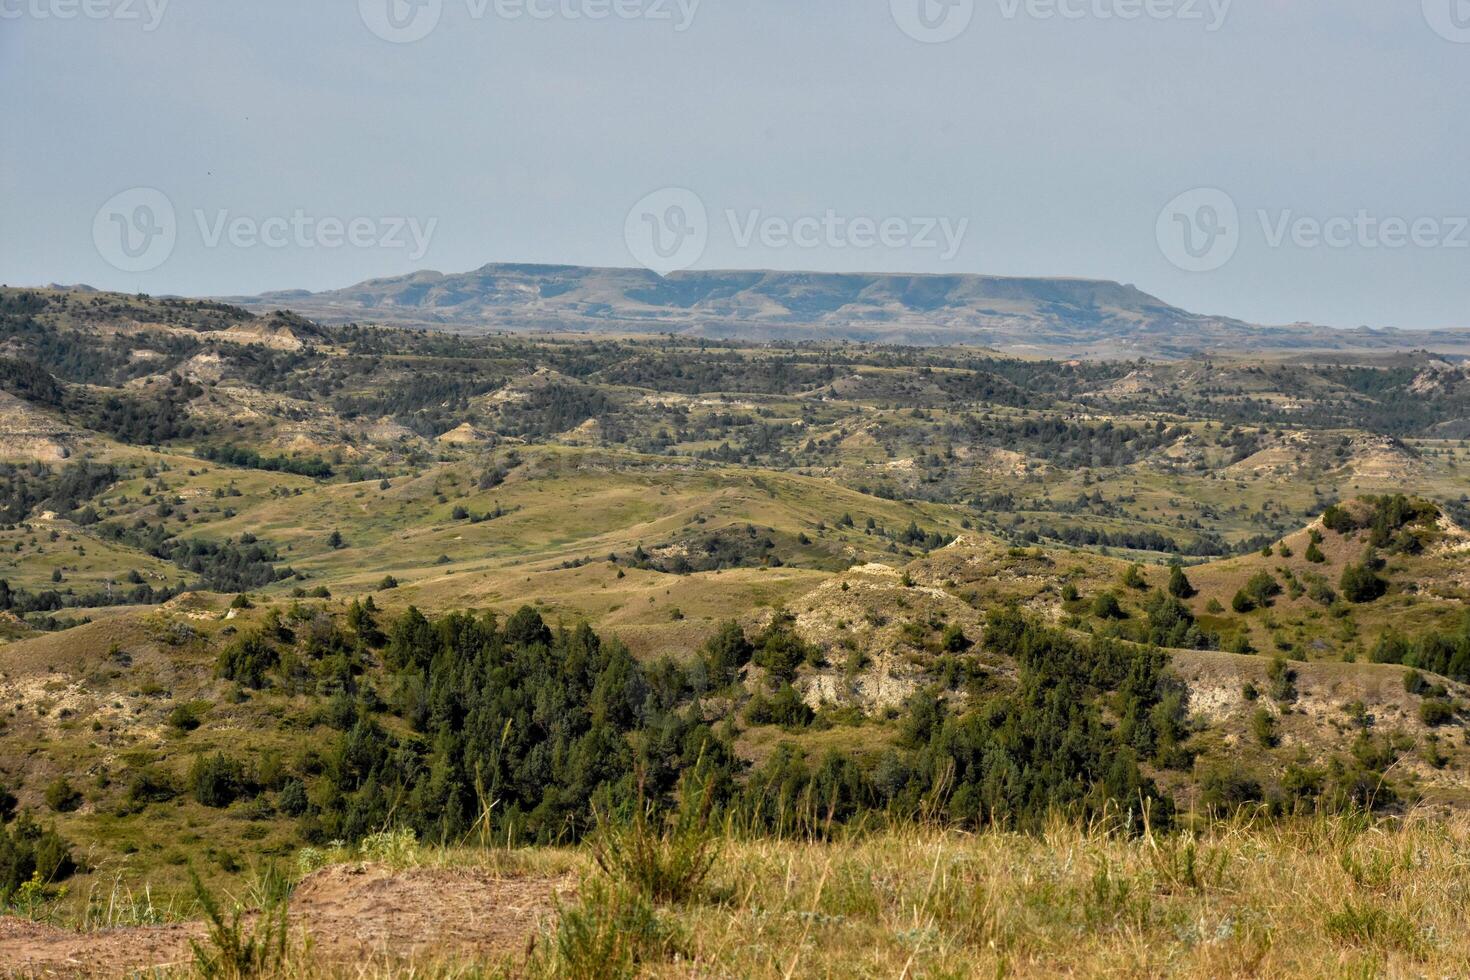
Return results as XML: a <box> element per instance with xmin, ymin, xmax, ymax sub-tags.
<box><xmin>0</xmin><ymin>866</ymin><xmax>572</xmax><ymax>977</ymax></box>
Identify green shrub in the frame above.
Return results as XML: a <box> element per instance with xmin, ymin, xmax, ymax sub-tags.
<box><xmin>1251</xmin><ymin>707</ymin><xmax>1278</xmax><ymax>747</ymax></box>
<box><xmin>1266</xmin><ymin>657</ymin><xmax>1297</xmax><ymax>703</ymax></box>
<box><xmin>1340</xmin><ymin>562</ymin><xmax>1387</xmax><ymax>604</ymax></box>
<box><xmin>1199</xmin><ymin>764</ymin><xmax>1263</xmax><ymax>815</ymax></box>
<box><xmin>744</xmin><ymin>684</ymin><xmax>814</xmax><ymax>728</ymax></box>
<box><xmin>188</xmin><ymin>866</ymin><xmax>289</xmax><ymax>978</ymax></box>
<box><xmin>1419</xmin><ymin>699</ymin><xmax>1454</xmax><ymax>727</ymax></box>
<box><xmin>217</xmin><ymin>631</ymin><xmax>278</xmax><ymax>689</ymax></box>
<box><xmin>547</xmin><ymin>877</ymin><xmax>676</xmax><ymax>980</ymax></box>
<box><xmin>0</xmin><ymin>815</ymin><xmax>77</xmax><ymax>902</ymax></box>
<box><xmin>191</xmin><ymin>753</ymin><xmax>248</xmax><ymax>808</ymax></box>
<box><xmin>1243</xmin><ymin>571</ymin><xmax>1281</xmax><ymax>608</ymax></box>
<box><xmin>277</xmin><ymin>779</ymin><xmax>309</xmax><ymax>818</ymax></box>
<box><xmin>591</xmin><ymin>774</ymin><xmax>717</xmax><ymax>906</ymax></box>
<box><xmin>1091</xmin><ymin>592</ymin><xmax>1125</xmax><ymax>620</ymax></box>
<box><xmin>43</xmin><ymin>777</ymin><xmax>82</xmax><ymax>813</ymax></box>
<box><xmin>1167</xmin><ymin>565</ymin><xmax>1195</xmax><ymax>599</ymax></box>
<box><xmin>168</xmin><ymin>702</ymin><xmax>203</xmax><ymax>732</ymax></box>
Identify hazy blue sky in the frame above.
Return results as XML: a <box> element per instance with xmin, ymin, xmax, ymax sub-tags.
<box><xmin>2</xmin><ymin>0</ymin><xmax>1468</xmax><ymax>328</ymax></box>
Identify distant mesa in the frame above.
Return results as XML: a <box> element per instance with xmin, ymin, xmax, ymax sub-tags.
<box><xmin>223</xmin><ymin>262</ymin><xmax>1470</xmax><ymax>359</ymax></box>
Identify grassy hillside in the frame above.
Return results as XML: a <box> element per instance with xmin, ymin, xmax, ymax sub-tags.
<box><xmin>2</xmin><ymin>288</ymin><xmax>1470</xmax><ymax>975</ymax></box>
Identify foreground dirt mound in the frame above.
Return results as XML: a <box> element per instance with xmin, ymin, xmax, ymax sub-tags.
<box><xmin>0</xmin><ymin>865</ymin><xmax>572</xmax><ymax>977</ymax></box>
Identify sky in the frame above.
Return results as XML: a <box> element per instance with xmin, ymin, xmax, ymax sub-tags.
<box><xmin>1</xmin><ymin>0</ymin><xmax>1468</xmax><ymax>329</ymax></box>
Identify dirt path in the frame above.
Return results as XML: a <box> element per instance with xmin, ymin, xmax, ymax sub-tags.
<box><xmin>0</xmin><ymin>865</ymin><xmax>573</xmax><ymax>977</ymax></box>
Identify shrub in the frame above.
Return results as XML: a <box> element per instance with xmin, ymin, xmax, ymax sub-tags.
<box><xmin>188</xmin><ymin>866</ymin><xmax>289</xmax><ymax>978</ymax></box>
<box><xmin>744</xmin><ymin>684</ymin><xmax>814</xmax><ymax>728</ymax></box>
<box><xmin>1091</xmin><ymin>592</ymin><xmax>1125</xmax><ymax>620</ymax></box>
<box><xmin>1167</xmin><ymin>565</ymin><xmax>1195</xmax><ymax>599</ymax></box>
<box><xmin>1340</xmin><ymin>562</ymin><xmax>1387</xmax><ymax>604</ymax></box>
<box><xmin>1419</xmin><ymin>699</ymin><xmax>1455</xmax><ymax>727</ymax></box>
<box><xmin>1199</xmin><ymin>764</ymin><xmax>1264</xmax><ymax>815</ymax></box>
<box><xmin>1251</xmin><ymin>707</ymin><xmax>1278</xmax><ymax>747</ymax></box>
<box><xmin>1305</xmin><ymin>541</ymin><xmax>1326</xmax><ymax>563</ymax></box>
<box><xmin>591</xmin><ymin>774</ymin><xmax>717</xmax><ymax>906</ymax></box>
<box><xmin>168</xmin><ymin>702</ymin><xmax>203</xmax><ymax>732</ymax></box>
<box><xmin>702</xmin><ymin>620</ymin><xmax>753</xmax><ymax>688</ymax></box>
<box><xmin>546</xmin><ymin>877</ymin><xmax>675</xmax><ymax>980</ymax></box>
<box><xmin>1243</xmin><ymin>571</ymin><xmax>1281</xmax><ymax>608</ymax></box>
<box><xmin>44</xmin><ymin>777</ymin><xmax>82</xmax><ymax>813</ymax></box>
<box><xmin>277</xmin><ymin>779</ymin><xmax>309</xmax><ymax>817</ymax></box>
<box><xmin>126</xmin><ymin>767</ymin><xmax>180</xmax><ymax>805</ymax></box>
<box><xmin>1266</xmin><ymin>656</ymin><xmax>1297</xmax><ymax>703</ymax></box>
<box><xmin>217</xmin><ymin>631</ymin><xmax>277</xmax><ymax>689</ymax></box>
<box><xmin>751</xmin><ymin>611</ymin><xmax>817</xmax><ymax>682</ymax></box>
<box><xmin>191</xmin><ymin>753</ymin><xmax>247</xmax><ymax>808</ymax></box>
<box><xmin>0</xmin><ymin>815</ymin><xmax>78</xmax><ymax>902</ymax></box>
<box><xmin>1322</xmin><ymin>504</ymin><xmax>1356</xmax><ymax>534</ymax></box>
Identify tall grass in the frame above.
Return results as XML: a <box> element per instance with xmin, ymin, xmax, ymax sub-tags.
<box><xmin>28</xmin><ymin>809</ymin><xmax>1470</xmax><ymax>978</ymax></box>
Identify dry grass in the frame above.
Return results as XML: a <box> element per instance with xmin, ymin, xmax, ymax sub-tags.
<box><xmin>164</xmin><ymin>812</ymin><xmax>1470</xmax><ymax>978</ymax></box>
<box><xmin>614</xmin><ymin>813</ymin><xmax>1470</xmax><ymax>978</ymax></box>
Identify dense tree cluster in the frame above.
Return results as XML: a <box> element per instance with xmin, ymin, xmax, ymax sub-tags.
<box><xmin>0</xmin><ymin>810</ymin><xmax>77</xmax><ymax>904</ymax></box>
<box><xmin>277</xmin><ymin>605</ymin><xmax>1184</xmax><ymax>846</ymax></box>
<box><xmin>1372</xmin><ymin>616</ymin><xmax>1470</xmax><ymax>684</ymax></box>
<box><xmin>197</xmin><ymin>444</ymin><xmax>334</xmax><ymax>479</ymax></box>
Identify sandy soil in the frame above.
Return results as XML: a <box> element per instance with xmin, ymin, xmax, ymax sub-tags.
<box><xmin>0</xmin><ymin>865</ymin><xmax>573</xmax><ymax>977</ymax></box>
